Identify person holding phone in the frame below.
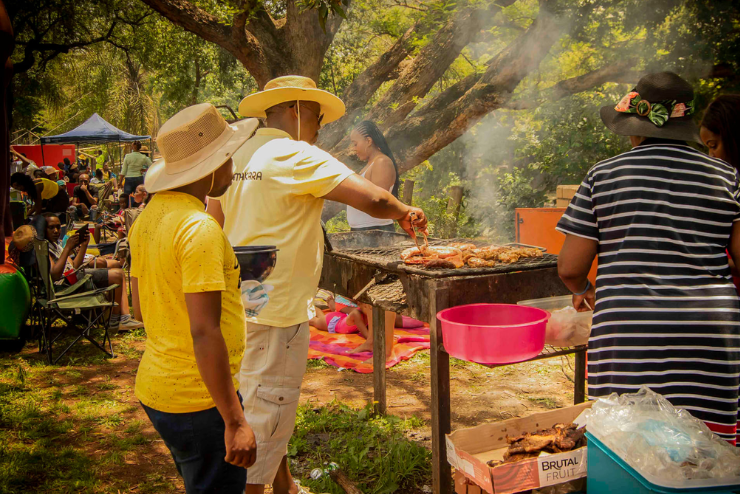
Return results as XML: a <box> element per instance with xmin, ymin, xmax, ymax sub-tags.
<box><xmin>43</xmin><ymin>213</ymin><xmax>143</xmax><ymax>330</ymax></box>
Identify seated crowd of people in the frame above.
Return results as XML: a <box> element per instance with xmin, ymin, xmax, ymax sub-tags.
<box><xmin>8</xmin><ymin>143</ymin><xmax>152</xmax><ymax>331</ymax></box>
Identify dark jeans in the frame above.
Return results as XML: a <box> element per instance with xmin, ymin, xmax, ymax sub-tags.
<box><xmin>141</xmin><ymin>394</ymin><xmax>247</xmax><ymax>494</ymax></box>
<box><xmin>123</xmin><ymin>175</ymin><xmax>144</xmax><ymax>196</ymax></box>
<box><xmin>350</xmin><ymin>223</ymin><xmax>395</xmax><ymax>232</ymax></box>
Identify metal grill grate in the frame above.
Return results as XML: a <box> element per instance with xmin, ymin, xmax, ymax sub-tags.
<box><xmin>331</xmin><ymin>242</ymin><xmax>558</xmax><ymax>279</ymax></box>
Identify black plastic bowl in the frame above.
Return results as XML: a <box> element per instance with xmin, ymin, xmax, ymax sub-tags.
<box><xmin>233</xmin><ymin>246</ymin><xmax>278</xmax><ymax>283</ymax></box>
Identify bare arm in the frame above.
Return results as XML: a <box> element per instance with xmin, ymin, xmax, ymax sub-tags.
<box><xmin>10</xmin><ymin>149</ymin><xmax>32</xmax><ymax>168</ymax></box>
<box><xmin>49</xmin><ymin>234</ymin><xmax>81</xmax><ymax>281</ymax></box>
<box><xmin>31</xmin><ymin>183</ymin><xmax>43</xmax><ymax>215</ymax></box>
<box><xmin>367</xmin><ymin>156</ymin><xmax>396</xmax><ymax>191</ymax></box>
<box><xmin>557</xmin><ymin>234</ymin><xmax>598</xmax><ymax>311</ymax></box>
<box><xmin>322</xmin><ymin>174</ymin><xmax>427</xmax><ymax>236</ymax></box>
<box><xmin>73</xmin><ymin>233</ymin><xmax>90</xmax><ymax>270</ymax></box>
<box><xmin>206</xmin><ymin>198</ymin><xmax>225</xmax><ymax>228</ymax></box>
<box><xmin>81</xmin><ymin>185</ymin><xmax>97</xmax><ymax>205</ymax></box>
<box><xmin>131</xmin><ymin>277</ymin><xmax>143</xmax><ymax>321</ymax></box>
<box><xmin>184</xmin><ymin>291</ymin><xmax>256</xmax><ymax>468</ymax></box>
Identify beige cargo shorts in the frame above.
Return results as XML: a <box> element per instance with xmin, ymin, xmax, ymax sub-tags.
<box><xmin>238</xmin><ymin>321</ymin><xmax>310</xmax><ymax>485</ymax></box>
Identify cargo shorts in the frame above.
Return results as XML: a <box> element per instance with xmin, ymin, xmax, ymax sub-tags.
<box><xmin>238</xmin><ymin>321</ymin><xmax>310</xmax><ymax>485</ymax></box>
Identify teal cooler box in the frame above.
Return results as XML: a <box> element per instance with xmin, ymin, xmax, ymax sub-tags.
<box><xmin>586</xmin><ymin>432</ymin><xmax>740</xmax><ymax>494</ymax></box>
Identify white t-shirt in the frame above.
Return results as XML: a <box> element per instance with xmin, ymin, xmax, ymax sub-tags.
<box><xmin>213</xmin><ymin>128</ymin><xmax>354</xmax><ymax>327</ymax></box>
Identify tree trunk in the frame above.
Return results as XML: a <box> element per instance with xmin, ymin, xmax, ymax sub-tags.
<box><xmin>141</xmin><ymin>0</ymin><xmax>345</xmax><ymax>88</ymax></box>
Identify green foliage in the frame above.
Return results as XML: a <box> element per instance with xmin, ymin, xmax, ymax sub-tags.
<box><xmin>0</xmin><ymin>332</ymin><xmax>177</xmax><ymax>493</ymax></box>
<box><xmin>290</xmin><ymin>401</ymin><xmax>431</xmax><ymax>494</ymax></box>
<box><xmin>325</xmin><ymin>209</ymin><xmax>350</xmax><ymax>233</ymax></box>
<box><xmin>404</xmin><ymin>88</ymin><xmax>634</xmax><ymax>240</ymax></box>
<box><xmin>299</xmin><ymin>0</ymin><xmax>350</xmax><ymax>31</ymax></box>
<box><xmin>11</xmin><ymin>8</ymin><xmax>255</xmax><ymax>138</ymax></box>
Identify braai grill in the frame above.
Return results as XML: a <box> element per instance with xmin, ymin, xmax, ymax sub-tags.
<box><xmin>329</xmin><ymin>233</ymin><xmax>558</xmax><ymax>278</ymax></box>
<box><xmin>321</xmin><ymin>231</ymin><xmax>562</xmax><ymax>317</ymax></box>
<box><xmin>318</xmin><ymin>229</ymin><xmax>587</xmax><ymax>494</ymax></box>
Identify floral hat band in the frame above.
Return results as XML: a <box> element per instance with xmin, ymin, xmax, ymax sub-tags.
<box><xmin>614</xmin><ymin>91</ymin><xmax>695</xmax><ymax>127</ymax></box>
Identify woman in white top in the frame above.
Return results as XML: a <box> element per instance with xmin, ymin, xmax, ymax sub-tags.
<box><xmin>347</xmin><ymin>121</ymin><xmax>399</xmax><ymax>231</ymax></box>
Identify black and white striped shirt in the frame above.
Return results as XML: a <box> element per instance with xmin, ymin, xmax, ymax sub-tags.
<box><xmin>557</xmin><ymin>139</ymin><xmax>740</xmax><ymax>443</ymax></box>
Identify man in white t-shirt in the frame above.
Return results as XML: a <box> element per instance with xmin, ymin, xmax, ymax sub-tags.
<box><xmin>207</xmin><ymin>76</ymin><xmax>427</xmax><ymax>494</ymax></box>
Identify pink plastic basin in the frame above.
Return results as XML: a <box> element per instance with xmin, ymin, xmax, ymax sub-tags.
<box><xmin>437</xmin><ymin>304</ymin><xmax>550</xmax><ymax>365</ymax></box>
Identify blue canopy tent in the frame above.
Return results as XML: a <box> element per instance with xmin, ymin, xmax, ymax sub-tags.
<box><xmin>40</xmin><ymin>113</ymin><xmax>150</xmax><ymax>144</ymax></box>
<box><xmin>40</xmin><ymin>113</ymin><xmax>151</xmax><ymax>172</ymax></box>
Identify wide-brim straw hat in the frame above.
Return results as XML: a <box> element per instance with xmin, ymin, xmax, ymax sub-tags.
<box><xmin>600</xmin><ymin>71</ymin><xmax>701</xmax><ymax>143</ymax></box>
<box><xmin>238</xmin><ymin>75</ymin><xmax>345</xmax><ymax>125</ymax></box>
<box><xmin>144</xmin><ymin>103</ymin><xmax>259</xmax><ymax>193</ymax></box>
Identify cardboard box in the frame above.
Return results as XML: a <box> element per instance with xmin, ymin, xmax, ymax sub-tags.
<box><xmin>456</xmin><ymin>470</ymin><xmax>485</xmax><ymax>494</ymax></box>
<box><xmin>447</xmin><ymin>402</ymin><xmax>592</xmax><ymax>494</ymax></box>
<box><xmin>557</xmin><ymin>185</ymin><xmax>580</xmax><ymax>200</ymax></box>
<box><xmin>555</xmin><ymin>198</ymin><xmax>571</xmax><ymax>208</ymax></box>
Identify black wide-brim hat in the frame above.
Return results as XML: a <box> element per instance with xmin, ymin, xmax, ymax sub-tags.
<box><xmin>600</xmin><ymin>71</ymin><xmax>701</xmax><ymax>143</ymax></box>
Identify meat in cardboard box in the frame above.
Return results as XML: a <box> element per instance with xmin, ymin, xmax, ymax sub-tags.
<box><xmin>447</xmin><ymin>402</ymin><xmax>591</xmax><ymax>494</ymax></box>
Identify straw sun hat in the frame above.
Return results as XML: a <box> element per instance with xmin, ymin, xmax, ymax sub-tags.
<box><xmin>238</xmin><ymin>75</ymin><xmax>345</xmax><ymax>125</ymax></box>
<box><xmin>600</xmin><ymin>71</ymin><xmax>701</xmax><ymax>143</ymax></box>
<box><xmin>144</xmin><ymin>103</ymin><xmax>259</xmax><ymax>193</ymax></box>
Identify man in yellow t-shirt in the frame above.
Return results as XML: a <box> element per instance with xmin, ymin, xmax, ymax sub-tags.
<box><xmin>207</xmin><ymin>76</ymin><xmax>428</xmax><ymax>494</ymax></box>
<box><xmin>129</xmin><ymin>103</ymin><xmax>260</xmax><ymax>494</ymax></box>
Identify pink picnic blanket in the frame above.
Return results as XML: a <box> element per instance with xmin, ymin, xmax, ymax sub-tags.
<box><xmin>307</xmin><ymin>322</ymin><xmax>430</xmax><ymax>373</ymax></box>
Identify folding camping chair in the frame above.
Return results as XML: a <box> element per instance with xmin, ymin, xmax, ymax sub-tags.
<box><xmin>95</xmin><ymin>181</ymin><xmax>115</xmax><ymax>214</ymax></box>
<box><xmin>32</xmin><ymin>239</ymin><xmax>119</xmax><ymax>364</ymax></box>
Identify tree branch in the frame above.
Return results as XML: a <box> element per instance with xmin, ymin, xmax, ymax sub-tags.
<box><xmin>13</xmin><ymin>21</ymin><xmax>119</xmax><ymax>74</ymax></box>
<box><xmin>364</xmin><ymin>5</ymin><xmax>499</xmax><ymax>129</ymax></box>
<box><xmin>318</xmin><ymin>23</ymin><xmax>418</xmax><ymax>149</ymax></box>
<box><xmin>377</xmin><ymin>0</ymin><xmax>567</xmax><ymax>174</ymax></box>
<box><xmin>503</xmin><ymin>60</ymin><xmax>639</xmax><ymax>110</ymax></box>
<box><xmin>141</xmin><ymin>0</ymin><xmax>277</xmax><ymax>85</ymax></box>
<box><xmin>140</xmin><ymin>0</ymin><xmax>231</xmax><ymax>46</ymax></box>
<box><xmin>323</xmin><ymin>3</ymin><xmax>502</xmax><ymax>156</ymax></box>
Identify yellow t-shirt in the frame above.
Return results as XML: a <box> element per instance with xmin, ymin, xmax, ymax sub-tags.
<box><xmin>214</xmin><ymin>128</ymin><xmax>354</xmax><ymax>328</ymax></box>
<box><xmin>129</xmin><ymin>191</ymin><xmax>246</xmax><ymax>413</ymax></box>
<box><xmin>35</xmin><ymin>178</ymin><xmax>59</xmax><ymax>200</ymax></box>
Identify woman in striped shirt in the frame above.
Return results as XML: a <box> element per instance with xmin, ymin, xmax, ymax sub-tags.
<box><xmin>557</xmin><ymin>72</ymin><xmax>740</xmax><ymax>444</ymax></box>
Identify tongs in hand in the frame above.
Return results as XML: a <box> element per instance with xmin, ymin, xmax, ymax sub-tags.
<box><xmin>409</xmin><ymin>212</ymin><xmax>428</xmax><ymax>254</ymax></box>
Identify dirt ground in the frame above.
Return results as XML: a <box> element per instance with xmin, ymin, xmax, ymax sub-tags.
<box><xmin>302</xmin><ymin>352</ymin><xmax>577</xmax><ymax>443</ymax></box>
<box><xmin>0</xmin><ymin>333</ymin><xmax>576</xmax><ymax>493</ymax></box>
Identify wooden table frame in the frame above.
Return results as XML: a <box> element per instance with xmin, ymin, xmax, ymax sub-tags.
<box><xmin>319</xmin><ymin>263</ymin><xmax>588</xmax><ymax>494</ymax></box>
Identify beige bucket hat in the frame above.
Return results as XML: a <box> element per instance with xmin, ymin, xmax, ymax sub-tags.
<box><xmin>238</xmin><ymin>75</ymin><xmax>345</xmax><ymax>125</ymax></box>
<box><xmin>144</xmin><ymin>103</ymin><xmax>259</xmax><ymax>193</ymax></box>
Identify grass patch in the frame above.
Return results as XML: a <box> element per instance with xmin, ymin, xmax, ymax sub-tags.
<box><xmin>527</xmin><ymin>396</ymin><xmax>560</xmax><ymax>409</ymax></box>
<box><xmin>0</xmin><ymin>330</ymin><xmax>176</xmax><ymax>493</ymax></box>
<box><xmin>290</xmin><ymin>401</ymin><xmax>431</xmax><ymax>494</ymax></box>
<box><xmin>306</xmin><ymin>358</ymin><xmax>331</xmax><ymax>370</ymax></box>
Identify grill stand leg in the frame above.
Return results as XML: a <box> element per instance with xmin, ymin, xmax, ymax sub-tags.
<box><xmin>430</xmin><ymin>285</ymin><xmax>452</xmax><ymax>494</ymax></box>
<box><xmin>372</xmin><ymin>306</ymin><xmax>387</xmax><ymax>415</ymax></box>
<box><xmin>574</xmin><ymin>349</ymin><xmax>587</xmax><ymax>404</ymax></box>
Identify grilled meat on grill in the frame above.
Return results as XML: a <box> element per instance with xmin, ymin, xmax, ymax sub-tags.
<box><xmin>400</xmin><ymin>245</ymin><xmax>462</xmax><ymax>260</ymax></box>
<box><xmin>467</xmin><ymin>257</ymin><xmax>496</xmax><ymax>268</ymax></box>
<box><xmin>402</xmin><ymin>243</ymin><xmax>544</xmax><ymax>269</ymax></box>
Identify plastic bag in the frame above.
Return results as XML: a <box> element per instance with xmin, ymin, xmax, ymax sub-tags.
<box><xmin>546</xmin><ymin>306</ymin><xmax>591</xmax><ymax>347</ymax></box>
<box><xmin>585</xmin><ymin>386</ymin><xmax>740</xmax><ymax>482</ymax></box>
